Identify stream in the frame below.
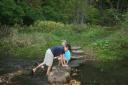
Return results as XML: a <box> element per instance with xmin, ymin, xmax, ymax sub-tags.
<box><xmin>0</xmin><ymin>57</ymin><xmax>128</xmax><ymax>85</ymax></box>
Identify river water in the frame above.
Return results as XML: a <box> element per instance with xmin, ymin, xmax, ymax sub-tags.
<box><xmin>0</xmin><ymin>58</ymin><xmax>128</xmax><ymax>85</ymax></box>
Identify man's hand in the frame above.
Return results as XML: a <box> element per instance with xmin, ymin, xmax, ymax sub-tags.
<box><xmin>54</xmin><ymin>57</ymin><xmax>58</xmax><ymax>59</ymax></box>
<box><xmin>58</xmin><ymin>57</ymin><xmax>61</xmax><ymax>60</ymax></box>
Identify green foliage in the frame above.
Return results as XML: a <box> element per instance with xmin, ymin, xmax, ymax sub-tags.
<box><xmin>0</xmin><ymin>25</ymin><xmax>12</xmax><ymax>38</ymax></box>
<box><xmin>86</xmin><ymin>6</ymin><xmax>101</xmax><ymax>24</ymax></box>
<box><xmin>0</xmin><ymin>0</ymin><xmax>23</xmax><ymax>25</ymax></box>
<box><xmin>93</xmin><ymin>40</ymin><xmax>110</xmax><ymax>49</ymax></box>
<box><xmin>0</xmin><ymin>0</ymin><xmax>128</xmax><ymax>25</ymax></box>
<box><xmin>33</xmin><ymin>21</ymin><xmax>65</xmax><ymax>32</ymax></box>
<box><xmin>89</xmin><ymin>26</ymin><xmax>128</xmax><ymax>61</ymax></box>
<box><xmin>0</xmin><ymin>0</ymin><xmax>44</xmax><ymax>25</ymax></box>
<box><xmin>0</xmin><ymin>27</ymin><xmax>62</xmax><ymax>59</ymax></box>
<box><xmin>121</xmin><ymin>12</ymin><xmax>128</xmax><ymax>28</ymax></box>
<box><xmin>101</xmin><ymin>9</ymin><xmax>121</xmax><ymax>25</ymax></box>
<box><xmin>0</xmin><ymin>23</ymin><xmax>128</xmax><ymax>62</ymax></box>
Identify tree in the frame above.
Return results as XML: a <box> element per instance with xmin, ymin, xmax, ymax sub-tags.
<box><xmin>0</xmin><ymin>0</ymin><xmax>24</xmax><ymax>25</ymax></box>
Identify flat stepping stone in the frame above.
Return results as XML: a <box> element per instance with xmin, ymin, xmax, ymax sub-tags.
<box><xmin>71</xmin><ymin>46</ymin><xmax>81</xmax><ymax>50</ymax></box>
<box><xmin>72</xmin><ymin>50</ymin><xmax>84</xmax><ymax>55</ymax></box>
<box><xmin>71</xmin><ymin>55</ymin><xmax>84</xmax><ymax>59</ymax></box>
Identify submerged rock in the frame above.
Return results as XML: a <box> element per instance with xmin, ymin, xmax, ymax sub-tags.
<box><xmin>69</xmin><ymin>60</ymin><xmax>85</xmax><ymax>68</ymax></box>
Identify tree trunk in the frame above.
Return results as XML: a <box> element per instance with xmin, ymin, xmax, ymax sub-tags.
<box><xmin>99</xmin><ymin>0</ymin><xmax>103</xmax><ymax>16</ymax></box>
<box><xmin>117</xmin><ymin>0</ymin><xmax>120</xmax><ymax>11</ymax></box>
<box><xmin>109</xmin><ymin>1</ymin><xmax>113</xmax><ymax>9</ymax></box>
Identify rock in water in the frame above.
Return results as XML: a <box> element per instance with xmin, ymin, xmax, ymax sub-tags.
<box><xmin>69</xmin><ymin>60</ymin><xmax>85</xmax><ymax>68</ymax></box>
<box><xmin>48</xmin><ymin>66</ymin><xmax>71</xmax><ymax>84</ymax></box>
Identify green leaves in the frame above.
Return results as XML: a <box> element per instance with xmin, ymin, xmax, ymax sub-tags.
<box><xmin>93</xmin><ymin>40</ymin><xmax>110</xmax><ymax>49</ymax></box>
<box><xmin>0</xmin><ymin>0</ymin><xmax>23</xmax><ymax>24</ymax></box>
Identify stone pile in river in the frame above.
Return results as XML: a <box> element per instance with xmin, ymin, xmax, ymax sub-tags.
<box><xmin>48</xmin><ymin>46</ymin><xmax>88</xmax><ymax>85</ymax></box>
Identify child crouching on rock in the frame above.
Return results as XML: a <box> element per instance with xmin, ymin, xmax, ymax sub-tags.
<box><xmin>61</xmin><ymin>40</ymin><xmax>71</xmax><ymax>66</ymax></box>
<box><xmin>63</xmin><ymin>50</ymin><xmax>71</xmax><ymax>66</ymax></box>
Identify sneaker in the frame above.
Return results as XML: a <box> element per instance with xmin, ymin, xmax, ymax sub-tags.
<box><xmin>31</xmin><ymin>68</ymin><xmax>36</xmax><ymax>76</ymax></box>
<box><xmin>41</xmin><ymin>65</ymin><xmax>44</xmax><ymax>68</ymax></box>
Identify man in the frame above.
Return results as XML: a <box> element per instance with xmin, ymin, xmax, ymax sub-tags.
<box><xmin>32</xmin><ymin>44</ymin><xmax>71</xmax><ymax>75</ymax></box>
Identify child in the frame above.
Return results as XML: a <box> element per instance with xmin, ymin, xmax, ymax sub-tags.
<box><xmin>63</xmin><ymin>50</ymin><xmax>71</xmax><ymax>66</ymax></box>
<box><xmin>61</xmin><ymin>40</ymin><xmax>71</xmax><ymax>66</ymax></box>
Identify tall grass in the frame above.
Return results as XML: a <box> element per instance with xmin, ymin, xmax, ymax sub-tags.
<box><xmin>0</xmin><ymin>21</ymin><xmax>127</xmax><ymax>62</ymax></box>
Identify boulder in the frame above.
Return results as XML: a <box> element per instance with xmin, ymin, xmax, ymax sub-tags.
<box><xmin>48</xmin><ymin>66</ymin><xmax>71</xmax><ymax>84</ymax></box>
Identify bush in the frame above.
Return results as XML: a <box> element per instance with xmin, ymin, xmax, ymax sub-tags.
<box><xmin>86</xmin><ymin>6</ymin><xmax>101</xmax><ymax>24</ymax></box>
<box><xmin>101</xmin><ymin>9</ymin><xmax>121</xmax><ymax>26</ymax></box>
<box><xmin>0</xmin><ymin>0</ymin><xmax>24</xmax><ymax>25</ymax></box>
<box><xmin>34</xmin><ymin>20</ymin><xmax>65</xmax><ymax>32</ymax></box>
<box><xmin>0</xmin><ymin>0</ymin><xmax>45</xmax><ymax>25</ymax></box>
<box><xmin>121</xmin><ymin>12</ymin><xmax>128</xmax><ymax>28</ymax></box>
<box><xmin>0</xmin><ymin>25</ymin><xmax>13</xmax><ymax>38</ymax></box>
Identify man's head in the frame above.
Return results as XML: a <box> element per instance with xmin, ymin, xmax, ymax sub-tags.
<box><xmin>64</xmin><ymin>43</ymin><xmax>71</xmax><ymax>52</ymax></box>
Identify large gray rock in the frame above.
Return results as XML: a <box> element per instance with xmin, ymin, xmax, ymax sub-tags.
<box><xmin>48</xmin><ymin>66</ymin><xmax>71</xmax><ymax>84</ymax></box>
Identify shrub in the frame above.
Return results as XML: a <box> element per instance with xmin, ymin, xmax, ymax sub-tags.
<box><xmin>34</xmin><ymin>20</ymin><xmax>65</xmax><ymax>32</ymax></box>
<box><xmin>86</xmin><ymin>6</ymin><xmax>101</xmax><ymax>24</ymax></box>
<box><xmin>0</xmin><ymin>0</ymin><xmax>24</xmax><ymax>25</ymax></box>
<box><xmin>0</xmin><ymin>25</ymin><xmax>12</xmax><ymax>38</ymax></box>
<box><xmin>101</xmin><ymin>9</ymin><xmax>121</xmax><ymax>26</ymax></box>
<box><xmin>121</xmin><ymin>12</ymin><xmax>128</xmax><ymax>28</ymax></box>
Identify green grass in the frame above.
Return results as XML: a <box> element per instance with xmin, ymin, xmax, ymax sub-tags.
<box><xmin>0</xmin><ymin>23</ymin><xmax>128</xmax><ymax>62</ymax></box>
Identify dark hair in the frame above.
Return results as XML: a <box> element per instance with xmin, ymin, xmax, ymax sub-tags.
<box><xmin>65</xmin><ymin>43</ymin><xmax>71</xmax><ymax>52</ymax></box>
